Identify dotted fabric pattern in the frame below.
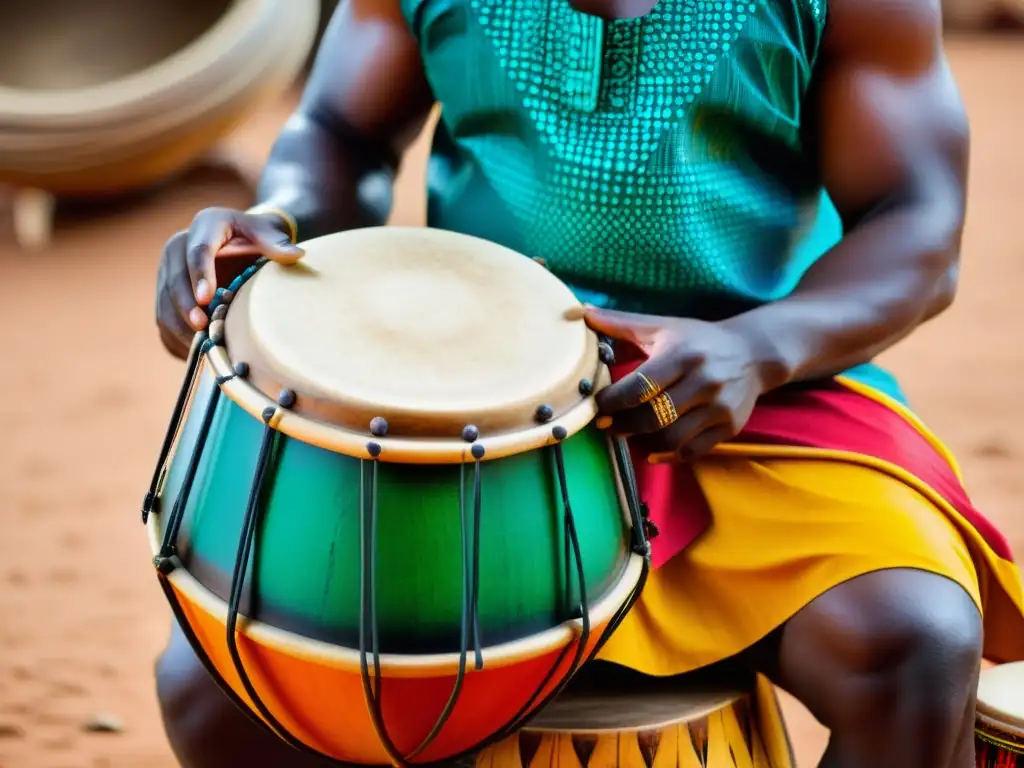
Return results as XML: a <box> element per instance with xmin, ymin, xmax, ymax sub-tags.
<box><xmin>406</xmin><ymin>0</ymin><xmax>835</xmax><ymax>306</ymax></box>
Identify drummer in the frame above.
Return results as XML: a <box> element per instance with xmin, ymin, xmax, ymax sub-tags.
<box><xmin>154</xmin><ymin>1</ymin><xmax>1024</xmax><ymax>766</ymax></box>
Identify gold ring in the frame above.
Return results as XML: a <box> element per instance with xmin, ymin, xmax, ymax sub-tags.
<box><xmin>636</xmin><ymin>373</ymin><xmax>661</xmax><ymax>403</ymax></box>
<box><xmin>650</xmin><ymin>392</ymin><xmax>678</xmax><ymax>429</ymax></box>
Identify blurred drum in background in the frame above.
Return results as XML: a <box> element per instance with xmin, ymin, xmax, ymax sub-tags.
<box><xmin>942</xmin><ymin>0</ymin><xmax>1024</xmax><ymax>30</ymax></box>
<box><xmin>467</xmin><ymin>663</ymin><xmax>794</xmax><ymax>768</ymax></box>
<box><xmin>0</xmin><ymin>0</ymin><xmax>319</xmax><ymax>246</ymax></box>
<box><xmin>975</xmin><ymin>662</ymin><xmax>1024</xmax><ymax>767</ymax></box>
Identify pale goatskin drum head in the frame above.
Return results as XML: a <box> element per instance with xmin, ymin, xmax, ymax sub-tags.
<box><xmin>224</xmin><ymin>227</ymin><xmax>599</xmax><ymax>440</ymax></box>
<box><xmin>977</xmin><ymin>661</ymin><xmax>1024</xmax><ymax>738</ymax></box>
<box><xmin>525</xmin><ymin>664</ymin><xmax>748</xmax><ymax>733</ymax></box>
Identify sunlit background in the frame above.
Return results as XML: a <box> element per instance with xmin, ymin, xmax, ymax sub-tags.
<box><xmin>1</xmin><ymin>1</ymin><xmax>1022</xmax><ymax>765</ymax></box>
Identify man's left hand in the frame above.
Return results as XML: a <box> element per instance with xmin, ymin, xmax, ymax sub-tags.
<box><xmin>584</xmin><ymin>307</ymin><xmax>768</xmax><ymax>460</ymax></box>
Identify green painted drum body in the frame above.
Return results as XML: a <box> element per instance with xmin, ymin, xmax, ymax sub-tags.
<box><xmin>145</xmin><ymin>228</ymin><xmax>651</xmax><ymax>764</ymax></box>
<box><xmin>162</xmin><ymin>364</ymin><xmax>632</xmax><ymax>655</ymax></box>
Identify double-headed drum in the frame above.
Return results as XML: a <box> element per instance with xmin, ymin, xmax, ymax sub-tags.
<box><xmin>976</xmin><ymin>662</ymin><xmax>1024</xmax><ymax>766</ymax></box>
<box><xmin>143</xmin><ymin>227</ymin><xmax>649</xmax><ymax>765</ymax></box>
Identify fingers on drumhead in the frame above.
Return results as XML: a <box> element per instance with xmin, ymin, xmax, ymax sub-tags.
<box><xmin>583</xmin><ymin>307</ymin><xmax>663</xmax><ymax>342</ymax></box>
<box><xmin>240</xmin><ymin>215</ymin><xmax>305</xmax><ymax>263</ymax></box>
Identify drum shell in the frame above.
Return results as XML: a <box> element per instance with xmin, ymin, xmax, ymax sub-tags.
<box><xmin>0</xmin><ymin>0</ymin><xmax>319</xmax><ymax>196</ymax></box>
<box><xmin>153</xmin><ymin>360</ymin><xmax>636</xmax><ymax>763</ymax></box>
<box><xmin>161</xmin><ymin>364</ymin><xmax>632</xmax><ymax>654</ymax></box>
<box><xmin>976</xmin><ymin>712</ymin><xmax>1024</xmax><ymax>766</ymax></box>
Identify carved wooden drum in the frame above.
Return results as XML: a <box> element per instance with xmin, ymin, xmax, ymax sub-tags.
<box><xmin>0</xmin><ymin>0</ymin><xmax>319</xmax><ymax>195</ymax></box>
<box><xmin>976</xmin><ymin>662</ymin><xmax>1024</xmax><ymax>766</ymax></box>
<box><xmin>142</xmin><ymin>227</ymin><xmax>651</xmax><ymax>765</ymax></box>
<box><xmin>466</xmin><ymin>666</ymin><xmax>794</xmax><ymax>768</ymax></box>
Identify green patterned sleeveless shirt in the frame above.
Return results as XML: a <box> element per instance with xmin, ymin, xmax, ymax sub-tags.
<box><xmin>401</xmin><ymin>0</ymin><xmax>904</xmax><ymax>400</ymax></box>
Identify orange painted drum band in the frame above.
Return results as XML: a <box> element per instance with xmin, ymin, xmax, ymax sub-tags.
<box><xmin>159</xmin><ymin>566</ymin><xmax>642</xmax><ymax>765</ymax></box>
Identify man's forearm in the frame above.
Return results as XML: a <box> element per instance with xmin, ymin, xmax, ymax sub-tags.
<box><xmin>723</xmin><ymin>199</ymin><xmax>963</xmax><ymax>390</ymax></box>
<box><xmin>253</xmin><ymin>109</ymin><xmax>396</xmax><ymax>241</ymax></box>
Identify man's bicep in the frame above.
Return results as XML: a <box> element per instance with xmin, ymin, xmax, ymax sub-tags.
<box><xmin>299</xmin><ymin>0</ymin><xmax>435</xmax><ymax>161</ymax></box>
<box><xmin>815</xmin><ymin>0</ymin><xmax>969</xmax><ymax>227</ymax></box>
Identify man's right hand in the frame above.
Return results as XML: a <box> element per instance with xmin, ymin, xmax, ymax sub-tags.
<box><xmin>155</xmin><ymin>207</ymin><xmax>304</xmax><ymax>358</ymax></box>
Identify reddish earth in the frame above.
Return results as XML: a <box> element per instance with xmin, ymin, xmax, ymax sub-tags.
<box><xmin>1</xmin><ymin>36</ymin><xmax>1022</xmax><ymax>768</ymax></box>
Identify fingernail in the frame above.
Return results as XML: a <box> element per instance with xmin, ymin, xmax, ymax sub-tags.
<box><xmin>595</xmin><ymin>416</ymin><xmax>613</xmax><ymax>430</ymax></box>
<box><xmin>189</xmin><ymin>307</ymin><xmax>208</xmax><ymax>329</ymax></box>
<box><xmin>564</xmin><ymin>305</ymin><xmax>586</xmax><ymax>321</ymax></box>
<box><xmin>196</xmin><ymin>279</ymin><xmax>211</xmax><ymax>302</ymax></box>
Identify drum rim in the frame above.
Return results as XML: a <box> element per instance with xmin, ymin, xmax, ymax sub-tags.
<box><xmin>205</xmin><ymin>342</ymin><xmax>611</xmax><ymax>463</ymax></box>
<box><xmin>146</xmin><ymin>507</ymin><xmax>646</xmax><ymax>676</ymax></box>
<box><xmin>977</xmin><ymin>708</ymin><xmax>1024</xmax><ymax>740</ymax></box>
<box><xmin>0</xmin><ymin>0</ymin><xmax>318</xmax><ymax>123</ymax></box>
<box><xmin>521</xmin><ymin>691</ymin><xmax>748</xmax><ymax>734</ymax></box>
<box><xmin>975</xmin><ymin>714</ymin><xmax>1024</xmax><ymax>756</ymax></box>
<box><xmin>217</xmin><ymin>227</ymin><xmax>606</xmax><ymax>452</ymax></box>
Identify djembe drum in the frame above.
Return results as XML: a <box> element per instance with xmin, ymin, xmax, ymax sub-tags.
<box><xmin>142</xmin><ymin>227</ymin><xmax>651</xmax><ymax>765</ymax></box>
<box><xmin>466</xmin><ymin>663</ymin><xmax>793</xmax><ymax>768</ymax></box>
<box><xmin>976</xmin><ymin>662</ymin><xmax>1024</xmax><ymax>766</ymax></box>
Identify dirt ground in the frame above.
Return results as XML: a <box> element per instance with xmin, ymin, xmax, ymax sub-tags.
<box><xmin>0</xmin><ymin>36</ymin><xmax>1022</xmax><ymax>768</ymax></box>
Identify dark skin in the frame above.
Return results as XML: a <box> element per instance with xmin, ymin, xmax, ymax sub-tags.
<box><xmin>154</xmin><ymin>1</ymin><xmax>981</xmax><ymax>766</ymax></box>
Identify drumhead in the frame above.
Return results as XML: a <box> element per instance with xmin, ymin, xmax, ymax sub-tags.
<box><xmin>977</xmin><ymin>662</ymin><xmax>1024</xmax><ymax>737</ymax></box>
<box><xmin>224</xmin><ymin>227</ymin><xmax>601</xmax><ymax>444</ymax></box>
<box><xmin>524</xmin><ymin>668</ymin><xmax>747</xmax><ymax>733</ymax></box>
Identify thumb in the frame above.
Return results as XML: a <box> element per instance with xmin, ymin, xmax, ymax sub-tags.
<box><xmin>237</xmin><ymin>214</ymin><xmax>305</xmax><ymax>265</ymax></box>
<box><xmin>583</xmin><ymin>306</ymin><xmax>664</xmax><ymax>345</ymax></box>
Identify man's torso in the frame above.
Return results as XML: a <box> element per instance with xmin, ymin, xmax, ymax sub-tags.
<box><xmin>400</xmin><ymin>0</ymin><xmax>903</xmax><ymax>398</ymax></box>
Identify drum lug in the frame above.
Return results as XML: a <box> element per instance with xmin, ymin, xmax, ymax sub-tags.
<box><xmin>640</xmin><ymin>501</ymin><xmax>659</xmax><ymax>540</ymax></box>
<box><xmin>633</xmin><ymin>540</ymin><xmax>653</xmax><ymax>559</ymax></box>
<box><xmin>630</xmin><ymin>501</ymin><xmax>656</xmax><ymax>558</ymax></box>
<box><xmin>142</xmin><ymin>492</ymin><xmax>155</xmax><ymax>524</ymax></box>
<box><xmin>152</xmin><ymin>554</ymin><xmax>178</xmax><ymax>575</ymax></box>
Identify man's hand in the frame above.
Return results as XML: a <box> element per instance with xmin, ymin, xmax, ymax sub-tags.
<box><xmin>585</xmin><ymin>307</ymin><xmax>769</xmax><ymax>460</ymax></box>
<box><xmin>155</xmin><ymin>0</ymin><xmax>434</xmax><ymax>360</ymax></box>
<box><xmin>155</xmin><ymin>208</ymin><xmax>304</xmax><ymax>359</ymax></box>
